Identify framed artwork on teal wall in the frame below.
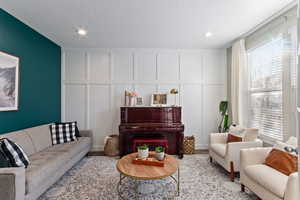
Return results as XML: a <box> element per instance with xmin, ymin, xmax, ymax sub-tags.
<box><xmin>0</xmin><ymin>51</ymin><xmax>19</xmax><ymax>111</ymax></box>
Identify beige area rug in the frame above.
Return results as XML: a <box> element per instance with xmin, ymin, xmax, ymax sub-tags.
<box><xmin>39</xmin><ymin>154</ymin><xmax>259</xmax><ymax>200</ymax></box>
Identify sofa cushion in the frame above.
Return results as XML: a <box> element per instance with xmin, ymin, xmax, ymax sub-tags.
<box><xmin>1</xmin><ymin>138</ymin><xmax>30</xmax><ymax>168</ymax></box>
<box><xmin>45</xmin><ymin>137</ymin><xmax>91</xmax><ymax>159</ymax></box>
<box><xmin>0</xmin><ymin>148</ymin><xmax>12</xmax><ymax>167</ymax></box>
<box><xmin>210</xmin><ymin>144</ymin><xmax>227</xmax><ymax>157</ymax></box>
<box><xmin>227</xmin><ymin>134</ymin><xmax>242</xmax><ymax>143</ymax></box>
<box><xmin>0</xmin><ymin>131</ymin><xmax>36</xmax><ymax>156</ymax></box>
<box><xmin>50</xmin><ymin>122</ymin><xmax>77</xmax><ymax>145</ymax></box>
<box><xmin>25</xmin><ymin>151</ymin><xmax>70</xmax><ymax>194</ymax></box>
<box><xmin>54</xmin><ymin>121</ymin><xmax>81</xmax><ymax>137</ymax></box>
<box><xmin>244</xmin><ymin>164</ymin><xmax>288</xmax><ymax>198</ymax></box>
<box><xmin>265</xmin><ymin>149</ymin><xmax>298</xmax><ymax>176</ymax></box>
<box><xmin>25</xmin><ymin>137</ymin><xmax>91</xmax><ymax>194</ymax></box>
<box><xmin>24</xmin><ymin>124</ymin><xmax>53</xmax><ymax>152</ymax></box>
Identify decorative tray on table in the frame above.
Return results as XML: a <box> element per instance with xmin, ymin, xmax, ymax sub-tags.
<box><xmin>132</xmin><ymin>153</ymin><xmax>165</xmax><ymax>167</ymax></box>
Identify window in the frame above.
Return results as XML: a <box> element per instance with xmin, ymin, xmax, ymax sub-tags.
<box><xmin>248</xmin><ymin>37</ymin><xmax>284</xmax><ymax>140</ymax></box>
<box><xmin>246</xmin><ymin>7</ymin><xmax>297</xmax><ymax>142</ymax></box>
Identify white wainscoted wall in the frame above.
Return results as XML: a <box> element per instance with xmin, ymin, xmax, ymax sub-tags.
<box><xmin>62</xmin><ymin>48</ymin><xmax>227</xmax><ymax>151</ymax></box>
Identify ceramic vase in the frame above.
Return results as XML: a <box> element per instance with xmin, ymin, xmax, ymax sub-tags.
<box><xmin>155</xmin><ymin>152</ymin><xmax>165</xmax><ymax>161</ymax></box>
<box><xmin>138</xmin><ymin>148</ymin><xmax>149</xmax><ymax>159</ymax></box>
<box><xmin>129</xmin><ymin>96</ymin><xmax>136</xmax><ymax>106</ymax></box>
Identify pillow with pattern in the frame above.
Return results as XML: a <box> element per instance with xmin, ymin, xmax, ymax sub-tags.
<box><xmin>55</xmin><ymin>121</ymin><xmax>80</xmax><ymax>137</ymax></box>
<box><xmin>0</xmin><ymin>138</ymin><xmax>30</xmax><ymax>168</ymax></box>
<box><xmin>0</xmin><ymin>148</ymin><xmax>12</xmax><ymax>168</ymax></box>
<box><xmin>50</xmin><ymin>122</ymin><xmax>77</xmax><ymax>145</ymax></box>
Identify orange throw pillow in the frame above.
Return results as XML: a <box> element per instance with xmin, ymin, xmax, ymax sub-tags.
<box><xmin>227</xmin><ymin>134</ymin><xmax>242</xmax><ymax>143</ymax></box>
<box><xmin>265</xmin><ymin>149</ymin><xmax>298</xmax><ymax>176</ymax></box>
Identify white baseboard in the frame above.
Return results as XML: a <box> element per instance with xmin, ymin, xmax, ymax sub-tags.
<box><xmin>195</xmin><ymin>143</ymin><xmax>208</xmax><ymax>150</ymax></box>
<box><xmin>91</xmin><ymin>145</ymin><xmax>104</xmax><ymax>152</ymax></box>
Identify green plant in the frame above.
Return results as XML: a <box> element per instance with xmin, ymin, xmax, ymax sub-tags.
<box><xmin>137</xmin><ymin>144</ymin><xmax>148</xmax><ymax>150</ymax></box>
<box><xmin>218</xmin><ymin>101</ymin><xmax>230</xmax><ymax>133</ymax></box>
<box><xmin>155</xmin><ymin>146</ymin><xmax>164</xmax><ymax>153</ymax></box>
<box><xmin>223</xmin><ymin>114</ymin><xmax>229</xmax><ymax>131</ymax></box>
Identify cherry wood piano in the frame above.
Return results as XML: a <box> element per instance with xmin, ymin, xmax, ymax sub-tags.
<box><xmin>119</xmin><ymin>106</ymin><xmax>184</xmax><ymax>158</ymax></box>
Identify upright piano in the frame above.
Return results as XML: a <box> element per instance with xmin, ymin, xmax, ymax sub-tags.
<box><xmin>119</xmin><ymin>106</ymin><xmax>184</xmax><ymax>158</ymax></box>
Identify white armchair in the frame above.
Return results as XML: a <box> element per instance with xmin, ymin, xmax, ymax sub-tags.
<box><xmin>240</xmin><ymin>147</ymin><xmax>299</xmax><ymax>200</ymax></box>
<box><xmin>209</xmin><ymin>131</ymin><xmax>263</xmax><ymax>181</ymax></box>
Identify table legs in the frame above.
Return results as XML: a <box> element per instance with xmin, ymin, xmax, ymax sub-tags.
<box><xmin>134</xmin><ymin>179</ymin><xmax>139</xmax><ymax>200</ymax></box>
<box><xmin>118</xmin><ymin>174</ymin><xmax>127</xmax><ymax>200</ymax></box>
<box><xmin>178</xmin><ymin>167</ymin><xmax>180</xmax><ymax>196</ymax></box>
<box><xmin>170</xmin><ymin>168</ymin><xmax>180</xmax><ymax>196</ymax></box>
<box><xmin>118</xmin><ymin>170</ymin><xmax>180</xmax><ymax>199</ymax></box>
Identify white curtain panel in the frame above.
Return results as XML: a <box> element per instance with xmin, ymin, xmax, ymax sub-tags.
<box><xmin>231</xmin><ymin>39</ymin><xmax>248</xmax><ymax>126</ymax></box>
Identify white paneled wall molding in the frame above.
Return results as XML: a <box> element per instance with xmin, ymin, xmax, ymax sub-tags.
<box><xmin>62</xmin><ymin>48</ymin><xmax>227</xmax><ymax>151</ymax></box>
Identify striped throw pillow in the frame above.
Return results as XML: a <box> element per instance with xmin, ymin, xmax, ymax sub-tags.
<box><xmin>1</xmin><ymin>138</ymin><xmax>30</xmax><ymax>168</ymax></box>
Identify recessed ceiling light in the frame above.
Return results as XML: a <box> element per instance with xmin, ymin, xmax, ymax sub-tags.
<box><xmin>77</xmin><ymin>28</ymin><xmax>87</xmax><ymax>36</ymax></box>
<box><xmin>205</xmin><ymin>32</ymin><xmax>212</xmax><ymax>38</ymax></box>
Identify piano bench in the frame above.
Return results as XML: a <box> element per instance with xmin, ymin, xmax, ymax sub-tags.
<box><xmin>133</xmin><ymin>138</ymin><xmax>169</xmax><ymax>153</ymax></box>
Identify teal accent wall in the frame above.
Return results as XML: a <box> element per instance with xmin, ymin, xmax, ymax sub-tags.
<box><xmin>0</xmin><ymin>9</ymin><xmax>61</xmax><ymax>133</ymax></box>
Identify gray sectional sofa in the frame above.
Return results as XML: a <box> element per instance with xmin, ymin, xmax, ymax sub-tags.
<box><xmin>0</xmin><ymin>124</ymin><xmax>92</xmax><ymax>200</ymax></box>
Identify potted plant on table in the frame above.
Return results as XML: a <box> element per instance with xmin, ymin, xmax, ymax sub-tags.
<box><xmin>155</xmin><ymin>146</ymin><xmax>165</xmax><ymax>161</ymax></box>
<box><xmin>137</xmin><ymin>144</ymin><xmax>149</xmax><ymax>159</ymax></box>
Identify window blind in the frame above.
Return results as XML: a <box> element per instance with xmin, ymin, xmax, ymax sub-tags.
<box><xmin>248</xmin><ymin>37</ymin><xmax>284</xmax><ymax>140</ymax></box>
<box><xmin>246</xmin><ymin>7</ymin><xmax>297</xmax><ymax>141</ymax></box>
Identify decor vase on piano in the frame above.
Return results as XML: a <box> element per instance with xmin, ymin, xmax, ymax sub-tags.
<box><xmin>119</xmin><ymin>106</ymin><xmax>184</xmax><ymax>158</ymax></box>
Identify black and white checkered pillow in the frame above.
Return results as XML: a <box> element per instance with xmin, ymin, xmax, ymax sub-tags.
<box><xmin>54</xmin><ymin>122</ymin><xmax>81</xmax><ymax>138</ymax></box>
<box><xmin>50</xmin><ymin>122</ymin><xmax>77</xmax><ymax>145</ymax></box>
<box><xmin>1</xmin><ymin>138</ymin><xmax>30</xmax><ymax>168</ymax></box>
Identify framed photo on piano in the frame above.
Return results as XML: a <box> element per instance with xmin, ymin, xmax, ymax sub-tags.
<box><xmin>151</xmin><ymin>93</ymin><xmax>168</xmax><ymax>106</ymax></box>
<box><xmin>136</xmin><ymin>97</ymin><xmax>144</xmax><ymax>106</ymax></box>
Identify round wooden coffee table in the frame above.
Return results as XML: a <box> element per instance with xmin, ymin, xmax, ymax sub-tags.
<box><xmin>116</xmin><ymin>152</ymin><xmax>180</xmax><ymax>199</ymax></box>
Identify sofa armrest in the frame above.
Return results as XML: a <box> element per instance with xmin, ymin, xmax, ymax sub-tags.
<box><xmin>0</xmin><ymin>167</ymin><xmax>25</xmax><ymax>200</ymax></box>
<box><xmin>210</xmin><ymin>133</ymin><xmax>228</xmax><ymax>145</ymax></box>
<box><xmin>284</xmin><ymin>172</ymin><xmax>299</xmax><ymax>200</ymax></box>
<box><xmin>79</xmin><ymin>130</ymin><xmax>93</xmax><ymax>138</ymax></box>
<box><xmin>79</xmin><ymin>129</ymin><xmax>93</xmax><ymax>146</ymax></box>
<box><xmin>226</xmin><ymin>140</ymin><xmax>263</xmax><ymax>170</ymax></box>
<box><xmin>240</xmin><ymin>147</ymin><xmax>272</xmax><ymax>168</ymax></box>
